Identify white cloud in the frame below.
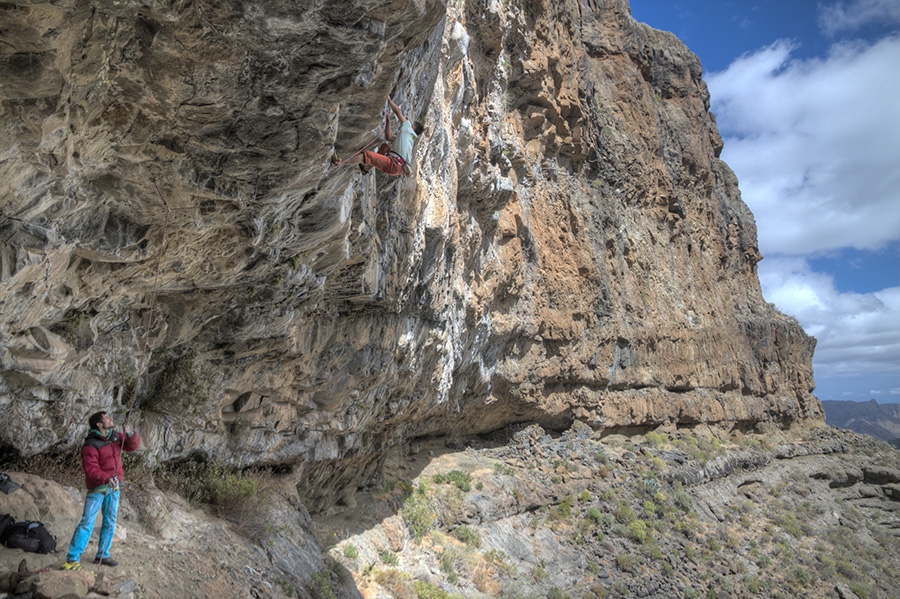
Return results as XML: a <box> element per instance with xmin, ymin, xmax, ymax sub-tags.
<box><xmin>707</xmin><ymin>35</ymin><xmax>900</xmax><ymax>256</ymax></box>
<box><xmin>759</xmin><ymin>257</ymin><xmax>900</xmax><ymax>377</ymax></box>
<box><xmin>818</xmin><ymin>0</ymin><xmax>900</xmax><ymax>35</ymax></box>
<box><xmin>870</xmin><ymin>387</ymin><xmax>900</xmax><ymax>396</ymax></box>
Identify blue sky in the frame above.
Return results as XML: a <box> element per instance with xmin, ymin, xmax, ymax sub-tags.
<box><xmin>630</xmin><ymin>0</ymin><xmax>900</xmax><ymax>402</ymax></box>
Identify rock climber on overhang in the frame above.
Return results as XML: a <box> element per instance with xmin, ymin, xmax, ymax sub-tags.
<box><xmin>331</xmin><ymin>97</ymin><xmax>424</xmax><ymax>176</ymax></box>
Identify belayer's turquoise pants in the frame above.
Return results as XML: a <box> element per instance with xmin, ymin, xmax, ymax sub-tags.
<box><xmin>66</xmin><ymin>488</ymin><xmax>119</xmax><ymax>562</ymax></box>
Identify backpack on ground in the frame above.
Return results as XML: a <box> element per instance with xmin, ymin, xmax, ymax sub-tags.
<box><xmin>0</xmin><ymin>473</ymin><xmax>21</xmax><ymax>494</ymax></box>
<box><xmin>0</xmin><ymin>513</ymin><xmax>14</xmax><ymax>539</ymax></box>
<box><xmin>0</xmin><ymin>520</ymin><xmax>57</xmax><ymax>554</ymax></box>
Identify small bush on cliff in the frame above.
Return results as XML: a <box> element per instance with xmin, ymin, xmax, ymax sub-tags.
<box><xmin>3</xmin><ymin>449</ymin><xmax>83</xmax><ymax>488</ymax></box>
<box><xmin>616</xmin><ymin>552</ymin><xmax>636</xmax><ymax>572</ymax></box>
<box><xmin>494</xmin><ymin>462</ymin><xmax>515</xmax><ymax>476</ymax></box>
<box><xmin>309</xmin><ymin>569</ymin><xmax>339</xmax><ymax>599</ymax></box>
<box><xmin>155</xmin><ymin>458</ymin><xmax>271</xmax><ymax>539</ymax></box>
<box><xmin>56</xmin><ymin>309</ymin><xmax>90</xmax><ymax>346</ymax></box>
<box><xmin>645</xmin><ymin>431</ymin><xmax>667</xmax><ymax>447</ymax></box>
<box><xmin>547</xmin><ymin>587</ymin><xmax>571</xmax><ymax>599</ymax></box>
<box><xmin>402</xmin><ymin>485</ymin><xmax>438</xmax><ymax>542</ymax></box>
<box><xmin>451</xmin><ymin>525</ymin><xmax>482</xmax><ymax>548</ymax></box>
<box><xmin>557</xmin><ymin>495</ymin><xmax>577</xmax><ymax>519</ymax></box>
<box><xmin>413</xmin><ymin>579</ymin><xmax>456</xmax><ymax>599</ymax></box>
<box><xmin>433</xmin><ymin>470</ymin><xmax>471</xmax><ymax>492</ymax></box>
<box><xmin>143</xmin><ymin>349</ymin><xmax>209</xmax><ymax>415</ymax></box>
<box><xmin>373</xmin><ymin>568</ymin><xmax>413</xmax><ymax>598</ymax></box>
<box><xmin>277</xmin><ymin>579</ymin><xmax>299</xmax><ymax>598</ymax></box>
<box><xmin>627</xmin><ymin>520</ymin><xmax>652</xmax><ymax>544</ymax></box>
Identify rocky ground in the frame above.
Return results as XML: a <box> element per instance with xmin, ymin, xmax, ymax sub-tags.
<box><xmin>1</xmin><ymin>423</ymin><xmax>898</xmax><ymax>599</ymax></box>
<box><xmin>0</xmin><ymin>469</ymin><xmax>306</xmax><ymax>599</ymax></box>
<box><xmin>317</xmin><ymin>423</ymin><xmax>900</xmax><ymax>599</ymax></box>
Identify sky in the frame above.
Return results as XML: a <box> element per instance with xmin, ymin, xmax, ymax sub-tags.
<box><xmin>630</xmin><ymin>0</ymin><xmax>900</xmax><ymax>403</ymax></box>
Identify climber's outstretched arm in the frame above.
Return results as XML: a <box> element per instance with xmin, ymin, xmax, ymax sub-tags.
<box><xmin>387</xmin><ymin>97</ymin><xmax>407</xmax><ymax>124</ymax></box>
<box><xmin>384</xmin><ymin>106</ymin><xmax>394</xmax><ymax>142</ymax></box>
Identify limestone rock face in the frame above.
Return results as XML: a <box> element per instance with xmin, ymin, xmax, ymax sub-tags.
<box><xmin>0</xmin><ymin>0</ymin><xmax>821</xmax><ymax>508</ymax></box>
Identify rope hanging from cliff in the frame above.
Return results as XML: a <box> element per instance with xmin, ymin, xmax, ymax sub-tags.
<box><xmin>327</xmin><ymin>106</ymin><xmax>391</xmax><ymax>171</ymax></box>
<box><xmin>124</xmin><ymin>190</ymin><xmax>172</xmax><ymax>424</ymax></box>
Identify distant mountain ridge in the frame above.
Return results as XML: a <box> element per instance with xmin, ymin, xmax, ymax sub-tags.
<box><xmin>822</xmin><ymin>399</ymin><xmax>900</xmax><ymax>444</ymax></box>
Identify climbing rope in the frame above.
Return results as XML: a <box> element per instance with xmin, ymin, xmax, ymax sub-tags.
<box><xmin>123</xmin><ymin>204</ymin><xmax>170</xmax><ymax>423</ymax></box>
<box><xmin>329</xmin><ymin>132</ymin><xmax>382</xmax><ymax>171</ymax></box>
<box><xmin>327</xmin><ymin>106</ymin><xmax>391</xmax><ymax>171</ymax></box>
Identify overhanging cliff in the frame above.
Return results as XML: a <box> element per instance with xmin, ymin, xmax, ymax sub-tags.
<box><xmin>0</xmin><ymin>0</ymin><xmax>821</xmax><ymax>509</ymax></box>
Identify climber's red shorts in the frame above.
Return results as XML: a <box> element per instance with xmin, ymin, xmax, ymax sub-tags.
<box><xmin>363</xmin><ymin>143</ymin><xmax>404</xmax><ymax>176</ymax></box>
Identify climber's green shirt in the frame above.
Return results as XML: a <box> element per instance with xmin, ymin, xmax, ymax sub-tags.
<box><xmin>393</xmin><ymin>120</ymin><xmax>417</xmax><ymax>163</ymax></box>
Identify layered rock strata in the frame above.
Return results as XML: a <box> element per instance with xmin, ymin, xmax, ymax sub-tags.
<box><xmin>0</xmin><ymin>0</ymin><xmax>821</xmax><ymax>508</ymax></box>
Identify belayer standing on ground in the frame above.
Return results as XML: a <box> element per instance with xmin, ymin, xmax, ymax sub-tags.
<box><xmin>332</xmin><ymin>97</ymin><xmax>424</xmax><ymax>176</ymax></box>
<box><xmin>62</xmin><ymin>411</ymin><xmax>140</xmax><ymax>570</ymax></box>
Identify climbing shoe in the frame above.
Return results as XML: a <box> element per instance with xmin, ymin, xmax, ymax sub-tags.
<box><xmin>94</xmin><ymin>557</ymin><xmax>119</xmax><ymax>567</ymax></box>
<box><xmin>330</xmin><ymin>151</ymin><xmax>341</xmax><ymax>166</ymax></box>
<box><xmin>62</xmin><ymin>561</ymin><xmax>82</xmax><ymax>570</ymax></box>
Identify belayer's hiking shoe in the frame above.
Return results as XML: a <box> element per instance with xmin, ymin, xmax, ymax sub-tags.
<box><xmin>62</xmin><ymin>561</ymin><xmax>82</xmax><ymax>570</ymax></box>
<box><xmin>94</xmin><ymin>557</ymin><xmax>119</xmax><ymax>567</ymax></box>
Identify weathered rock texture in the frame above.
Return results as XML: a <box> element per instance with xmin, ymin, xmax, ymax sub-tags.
<box><xmin>1</xmin><ymin>0</ymin><xmax>821</xmax><ymax>508</ymax></box>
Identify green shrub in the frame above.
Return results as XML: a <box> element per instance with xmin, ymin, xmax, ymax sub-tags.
<box><xmin>745</xmin><ymin>576</ymin><xmax>761</xmax><ymax>594</ymax></box>
<box><xmin>413</xmin><ymin>580</ymin><xmax>451</xmax><ymax>599</ymax></box>
<box><xmin>589</xmin><ymin>584</ymin><xmax>608</xmax><ymax>598</ymax></box>
<box><xmin>614</xmin><ymin>502</ymin><xmax>637</xmax><ymax>524</ymax></box>
<box><xmin>143</xmin><ymin>349</ymin><xmax>209</xmax><ymax>414</ymax></box>
<box><xmin>627</xmin><ymin>520</ymin><xmax>652</xmax><ymax>544</ymax></box>
<box><xmin>789</xmin><ymin>566</ymin><xmax>812</xmax><ymax>588</ymax></box>
<box><xmin>547</xmin><ymin>587</ymin><xmax>571</xmax><ymax>599</ymax></box>
<box><xmin>451</xmin><ymin>525</ymin><xmax>482</xmax><ymax>548</ymax></box>
<box><xmin>402</xmin><ymin>490</ymin><xmax>438</xmax><ymax>542</ymax></box>
<box><xmin>673</xmin><ymin>483</ymin><xmax>693</xmax><ymax>513</ymax></box>
<box><xmin>277</xmin><ymin>579</ymin><xmax>299</xmax><ymax>598</ymax></box>
<box><xmin>343</xmin><ymin>544</ymin><xmax>358</xmax><ymax>559</ymax></box>
<box><xmin>381</xmin><ymin>550</ymin><xmax>398</xmax><ymax>566</ymax></box>
<box><xmin>532</xmin><ymin>564</ymin><xmax>549</xmax><ymax>582</ymax></box>
<box><xmin>433</xmin><ymin>470</ymin><xmax>472</xmax><ymax>492</ymax></box>
<box><xmin>494</xmin><ymin>462</ymin><xmax>515</xmax><ymax>475</ymax></box>
<box><xmin>616</xmin><ymin>553</ymin><xmax>636</xmax><ymax>572</ymax></box>
<box><xmin>373</xmin><ymin>568</ymin><xmax>416</xmax><ymax>597</ymax></box>
<box><xmin>645</xmin><ymin>431</ymin><xmax>667</xmax><ymax>446</ymax></box>
<box><xmin>309</xmin><ymin>570</ymin><xmax>339</xmax><ymax>599</ymax></box>
<box><xmin>558</xmin><ymin>495</ymin><xmax>576</xmax><ymax>519</ymax></box>
<box><xmin>155</xmin><ymin>459</ymin><xmax>270</xmax><ymax>537</ymax></box>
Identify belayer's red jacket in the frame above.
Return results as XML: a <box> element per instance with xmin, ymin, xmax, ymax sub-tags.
<box><xmin>81</xmin><ymin>429</ymin><xmax>141</xmax><ymax>491</ymax></box>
